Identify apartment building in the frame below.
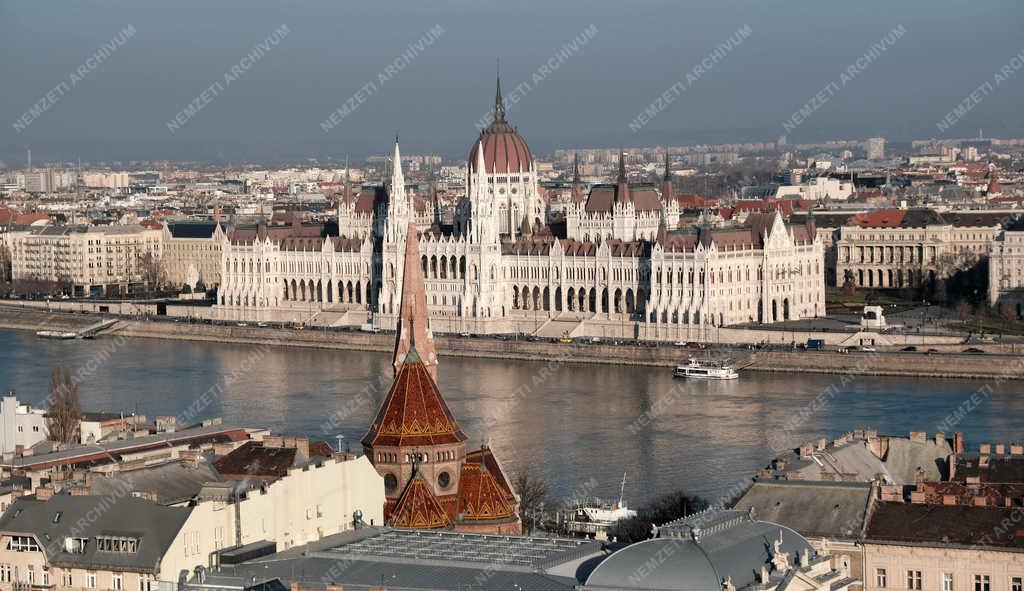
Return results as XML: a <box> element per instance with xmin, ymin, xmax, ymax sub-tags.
<box><xmin>6</xmin><ymin>225</ymin><xmax>162</xmax><ymax>296</ymax></box>
<box><xmin>834</xmin><ymin>209</ymin><xmax>1009</xmax><ymax>289</ymax></box>
<box><xmin>989</xmin><ymin>219</ymin><xmax>1024</xmax><ymax>315</ymax></box>
<box><xmin>161</xmin><ymin>222</ymin><xmax>226</xmax><ymax>291</ymax></box>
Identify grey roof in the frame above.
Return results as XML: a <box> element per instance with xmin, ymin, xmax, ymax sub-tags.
<box><xmin>768</xmin><ymin>435</ymin><xmax>950</xmax><ymax>485</ymax></box>
<box><xmin>0</xmin><ymin>494</ymin><xmax>192</xmax><ymax>573</ymax></box>
<box><xmin>89</xmin><ymin>458</ymin><xmax>222</xmax><ymax>506</ymax></box>
<box><xmin>190</xmin><ymin>527</ymin><xmax>604</xmax><ymax>591</ymax></box>
<box><xmin>732</xmin><ymin>480</ymin><xmax>872</xmax><ymax>540</ymax></box>
<box><xmin>168</xmin><ymin>222</ymin><xmax>224</xmax><ymax>239</ymax></box>
<box><xmin>585</xmin><ymin>510</ymin><xmax>815</xmax><ymax>591</ymax></box>
<box><xmin>3</xmin><ymin>423</ymin><xmax>249</xmax><ymax>469</ymax></box>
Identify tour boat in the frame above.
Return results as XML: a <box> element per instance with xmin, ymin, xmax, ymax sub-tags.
<box><xmin>36</xmin><ymin>330</ymin><xmax>77</xmax><ymax>340</ymax></box>
<box><xmin>563</xmin><ymin>473</ymin><xmax>637</xmax><ymax>538</ymax></box>
<box><xmin>673</xmin><ymin>358</ymin><xmax>739</xmax><ymax>380</ymax></box>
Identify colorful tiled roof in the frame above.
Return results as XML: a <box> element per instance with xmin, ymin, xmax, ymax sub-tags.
<box><xmin>361</xmin><ymin>354</ymin><xmax>467</xmax><ymax>448</ymax></box>
<box><xmin>456</xmin><ymin>461</ymin><xmax>516</xmax><ymax>522</ymax></box>
<box><xmin>388</xmin><ymin>473</ymin><xmax>452</xmax><ymax>529</ymax></box>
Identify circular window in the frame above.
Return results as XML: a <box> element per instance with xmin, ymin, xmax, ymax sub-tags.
<box><xmin>511</xmin><ymin>188</ymin><xmax>518</xmax><ymax>194</ymax></box>
<box><xmin>499</xmin><ymin>188</ymin><xmax>506</xmax><ymax>195</ymax></box>
<box><xmin>384</xmin><ymin>473</ymin><xmax>398</xmax><ymax>492</ymax></box>
<box><xmin>437</xmin><ymin>471</ymin><xmax>452</xmax><ymax>489</ymax></box>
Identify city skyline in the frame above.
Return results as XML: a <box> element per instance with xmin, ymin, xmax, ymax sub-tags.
<box><xmin>2</xmin><ymin>0</ymin><xmax>1022</xmax><ymax>165</ymax></box>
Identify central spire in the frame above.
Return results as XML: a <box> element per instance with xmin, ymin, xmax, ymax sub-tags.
<box><xmin>393</xmin><ymin>222</ymin><xmax>437</xmax><ymax>380</ymax></box>
<box><xmin>493</xmin><ymin>61</ymin><xmax>506</xmax><ymax>123</ymax></box>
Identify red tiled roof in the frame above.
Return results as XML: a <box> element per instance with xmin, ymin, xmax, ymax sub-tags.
<box><xmin>468</xmin><ymin>121</ymin><xmax>533</xmax><ymax>174</ymax></box>
<box><xmin>361</xmin><ymin>357</ymin><xmax>467</xmax><ymax>448</ymax></box>
<box><xmin>456</xmin><ymin>461</ymin><xmax>516</xmax><ymax>522</ymax></box>
<box><xmin>850</xmin><ymin>209</ymin><xmax>908</xmax><ymax>228</ymax></box>
<box><xmin>212</xmin><ymin>441</ymin><xmax>297</xmax><ymax>481</ymax></box>
<box><xmin>388</xmin><ymin>473</ymin><xmax>452</xmax><ymax>529</ymax></box>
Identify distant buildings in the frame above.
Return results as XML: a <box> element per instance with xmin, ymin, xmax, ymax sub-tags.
<box><xmin>989</xmin><ymin>218</ymin><xmax>1024</xmax><ymax>314</ymax></box>
<box><xmin>866</xmin><ymin>137</ymin><xmax>885</xmax><ymax>161</ymax></box>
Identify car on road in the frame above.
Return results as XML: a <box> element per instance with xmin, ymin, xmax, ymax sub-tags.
<box><xmin>860</xmin><ymin>346</ymin><xmax>877</xmax><ymax>352</ymax></box>
<box><xmin>236</xmin><ymin>322</ymin><xmax>248</xmax><ymax>327</ymax></box>
<box><xmin>673</xmin><ymin>341</ymin><xmax>687</xmax><ymax>347</ymax></box>
<box><xmin>963</xmin><ymin>347</ymin><xmax>985</xmax><ymax>354</ymax></box>
<box><xmin>901</xmin><ymin>346</ymin><xmax>917</xmax><ymax>352</ymax></box>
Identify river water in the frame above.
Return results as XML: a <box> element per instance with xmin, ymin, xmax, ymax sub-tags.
<box><xmin>1</xmin><ymin>329</ymin><xmax>1022</xmax><ymax>504</ymax></box>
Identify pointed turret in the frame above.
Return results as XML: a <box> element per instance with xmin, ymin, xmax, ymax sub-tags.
<box><xmin>616</xmin><ymin>148</ymin><xmax>630</xmax><ymax>204</ymax></box>
<box><xmin>393</xmin><ymin>222</ymin><xmax>437</xmax><ymax>380</ymax></box>
<box><xmin>661</xmin><ymin>151</ymin><xmax>673</xmax><ymax>203</ymax></box>
<box><xmin>571</xmin><ymin>153</ymin><xmax>584</xmax><ymax>203</ymax></box>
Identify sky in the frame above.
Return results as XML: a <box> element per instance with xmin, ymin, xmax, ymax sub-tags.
<box><xmin>1</xmin><ymin>0</ymin><xmax>1022</xmax><ymax>166</ymax></box>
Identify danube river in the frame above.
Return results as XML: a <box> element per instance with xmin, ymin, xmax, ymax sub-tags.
<box><xmin>1</xmin><ymin>329</ymin><xmax>1022</xmax><ymax>503</ymax></box>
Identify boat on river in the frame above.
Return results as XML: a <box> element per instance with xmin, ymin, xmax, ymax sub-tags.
<box><xmin>673</xmin><ymin>357</ymin><xmax>739</xmax><ymax>380</ymax></box>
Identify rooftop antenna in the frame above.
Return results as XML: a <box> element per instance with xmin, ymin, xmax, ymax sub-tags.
<box><xmin>618</xmin><ymin>471</ymin><xmax>627</xmax><ymax>509</ymax></box>
<box><xmin>26</xmin><ymin>148</ymin><xmax>31</xmax><ymax>172</ymax></box>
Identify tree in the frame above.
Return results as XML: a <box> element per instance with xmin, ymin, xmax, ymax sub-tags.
<box><xmin>512</xmin><ymin>468</ymin><xmax>550</xmax><ymax>534</ymax></box>
<box><xmin>954</xmin><ymin>300</ymin><xmax>972</xmax><ymax>323</ymax></box>
<box><xmin>46</xmin><ymin>363</ymin><xmax>81</xmax><ymax>447</ymax></box>
<box><xmin>999</xmin><ymin>301</ymin><xmax>1018</xmax><ymax>327</ymax></box>
<box><xmin>607</xmin><ymin>488</ymin><xmax>711</xmax><ymax>543</ymax></box>
<box><xmin>140</xmin><ymin>253</ymin><xmax>166</xmax><ymax>293</ymax></box>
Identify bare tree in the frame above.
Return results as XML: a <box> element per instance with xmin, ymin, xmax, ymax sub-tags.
<box><xmin>999</xmin><ymin>302</ymin><xmax>1017</xmax><ymax>327</ymax></box>
<box><xmin>954</xmin><ymin>300</ymin><xmax>972</xmax><ymax>323</ymax></box>
<box><xmin>46</xmin><ymin>363</ymin><xmax>81</xmax><ymax>446</ymax></box>
<box><xmin>512</xmin><ymin>468</ymin><xmax>550</xmax><ymax>533</ymax></box>
<box><xmin>139</xmin><ymin>253</ymin><xmax>166</xmax><ymax>293</ymax></box>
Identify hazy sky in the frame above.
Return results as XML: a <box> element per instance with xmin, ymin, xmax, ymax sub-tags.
<box><xmin>1</xmin><ymin>0</ymin><xmax>1022</xmax><ymax>165</ymax></box>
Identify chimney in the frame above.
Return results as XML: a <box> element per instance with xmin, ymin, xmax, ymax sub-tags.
<box><xmin>909</xmin><ymin>431</ymin><xmax>926</xmax><ymax>443</ymax></box>
<box><xmin>934</xmin><ymin>432</ymin><xmax>945</xmax><ymax>447</ymax></box>
<box><xmin>909</xmin><ymin>490</ymin><xmax>925</xmax><ymax>504</ymax></box>
<box><xmin>954</xmin><ymin>432</ymin><xmax>965</xmax><ymax>454</ymax></box>
<box><xmin>980</xmin><ymin>443</ymin><xmax>992</xmax><ymax>454</ymax></box>
<box><xmin>942</xmin><ymin>494</ymin><xmax>957</xmax><ymax>505</ymax></box>
<box><xmin>1012</xmin><ymin>444</ymin><xmax>1023</xmax><ymax>456</ymax></box>
<box><xmin>35</xmin><ymin>486</ymin><xmax>54</xmax><ymax>501</ymax></box>
<box><xmin>996</xmin><ymin>444</ymin><xmax>1006</xmax><ymax>455</ymax></box>
<box><xmin>799</xmin><ymin>443</ymin><xmax>813</xmax><ymax>459</ymax></box>
<box><xmin>915</xmin><ymin>469</ymin><xmax>926</xmax><ymax>488</ymax></box>
<box><xmin>264</xmin><ymin>436</ymin><xmax>284</xmax><ymax>449</ymax></box>
<box><xmin>295</xmin><ymin>437</ymin><xmax>310</xmax><ymax>460</ymax></box>
<box><xmin>816</xmin><ymin>437</ymin><xmax>826</xmax><ymax>451</ymax></box>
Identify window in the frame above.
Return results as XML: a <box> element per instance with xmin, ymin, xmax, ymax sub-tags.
<box><xmin>7</xmin><ymin>535</ymin><xmax>39</xmax><ymax>552</ymax></box>
<box><xmin>876</xmin><ymin>568</ymin><xmax>887</xmax><ymax>588</ymax></box>
<box><xmin>944</xmin><ymin>573</ymin><xmax>954</xmax><ymax>591</ymax></box>
<box><xmin>62</xmin><ymin>570</ymin><xmax>72</xmax><ymax>587</ymax></box>
<box><xmin>139</xmin><ymin>575</ymin><xmax>151</xmax><ymax>591</ymax></box>
<box><xmin>975</xmin><ymin>575</ymin><xmax>990</xmax><ymax>591</ymax></box>
<box><xmin>86</xmin><ymin>572</ymin><xmax>97</xmax><ymax>589</ymax></box>
<box><xmin>112</xmin><ymin>573</ymin><xmax>123</xmax><ymax>590</ymax></box>
<box><xmin>96</xmin><ymin>535</ymin><xmax>139</xmax><ymax>553</ymax></box>
<box><xmin>65</xmin><ymin>537</ymin><xmax>88</xmax><ymax>553</ymax></box>
<box><xmin>41</xmin><ymin>567</ymin><xmax>49</xmax><ymax>586</ymax></box>
<box><xmin>1013</xmin><ymin>578</ymin><xmax>1023</xmax><ymax>591</ymax></box>
<box><xmin>907</xmin><ymin>570</ymin><xmax>922</xmax><ymax>590</ymax></box>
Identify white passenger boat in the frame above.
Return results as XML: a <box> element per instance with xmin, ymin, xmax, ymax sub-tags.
<box><xmin>36</xmin><ymin>330</ymin><xmax>77</xmax><ymax>340</ymax></box>
<box><xmin>564</xmin><ymin>473</ymin><xmax>637</xmax><ymax>539</ymax></box>
<box><xmin>673</xmin><ymin>357</ymin><xmax>739</xmax><ymax>380</ymax></box>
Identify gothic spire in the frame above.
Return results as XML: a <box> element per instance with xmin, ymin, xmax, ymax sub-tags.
<box><xmin>393</xmin><ymin>222</ymin><xmax>437</xmax><ymax>380</ymax></box>
<box><xmin>617</xmin><ymin>148</ymin><xmax>626</xmax><ymax>183</ymax></box>
<box><xmin>663</xmin><ymin>150</ymin><xmax>671</xmax><ymax>181</ymax></box>
<box><xmin>493</xmin><ymin>62</ymin><xmax>506</xmax><ymax>123</ymax></box>
<box><xmin>572</xmin><ymin>152</ymin><xmax>580</xmax><ymax>184</ymax></box>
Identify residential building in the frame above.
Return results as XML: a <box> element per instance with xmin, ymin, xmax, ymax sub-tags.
<box><xmin>989</xmin><ymin>219</ymin><xmax>1024</xmax><ymax>315</ymax></box>
<box><xmin>6</xmin><ymin>224</ymin><xmax>163</xmax><ymax>296</ymax></box>
<box><xmin>866</xmin><ymin>137</ymin><xmax>885</xmax><ymax>161</ymax></box>
<box><xmin>0</xmin><ymin>393</ymin><xmax>47</xmax><ymax>456</ymax></box>
<box><xmin>863</xmin><ymin>503</ymin><xmax>1024</xmax><ymax>591</ymax></box>
<box><xmin>161</xmin><ymin>221</ymin><xmax>226</xmax><ymax>291</ymax></box>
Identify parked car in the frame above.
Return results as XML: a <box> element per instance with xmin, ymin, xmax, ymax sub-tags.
<box><xmin>963</xmin><ymin>347</ymin><xmax>985</xmax><ymax>354</ymax></box>
<box><xmin>860</xmin><ymin>346</ymin><xmax>877</xmax><ymax>352</ymax></box>
<box><xmin>901</xmin><ymin>346</ymin><xmax>917</xmax><ymax>352</ymax></box>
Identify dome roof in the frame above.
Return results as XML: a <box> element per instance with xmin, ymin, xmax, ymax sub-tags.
<box><xmin>468</xmin><ymin>75</ymin><xmax>533</xmax><ymax>174</ymax></box>
<box><xmin>584</xmin><ymin>511</ymin><xmax>815</xmax><ymax>591</ymax></box>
